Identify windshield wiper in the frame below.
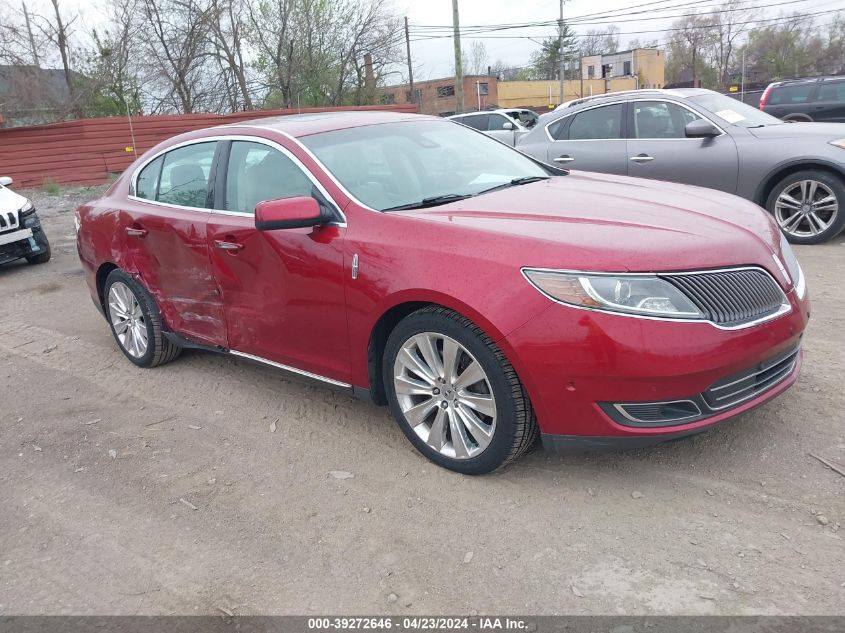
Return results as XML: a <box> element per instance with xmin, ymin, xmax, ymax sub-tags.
<box><xmin>383</xmin><ymin>193</ymin><xmax>473</xmax><ymax>211</ymax></box>
<box><xmin>476</xmin><ymin>176</ymin><xmax>550</xmax><ymax>196</ymax></box>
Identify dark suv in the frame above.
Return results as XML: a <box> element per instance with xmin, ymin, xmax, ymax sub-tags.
<box><xmin>760</xmin><ymin>76</ymin><xmax>845</xmax><ymax>123</ymax></box>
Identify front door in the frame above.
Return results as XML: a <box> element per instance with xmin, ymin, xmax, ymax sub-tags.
<box><xmin>625</xmin><ymin>100</ymin><xmax>739</xmax><ymax>193</ymax></box>
<box><xmin>206</xmin><ymin>139</ymin><xmax>350</xmax><ymax>383</ymax></box>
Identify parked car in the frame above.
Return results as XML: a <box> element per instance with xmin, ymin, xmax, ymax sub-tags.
<box><xmin>0</xmin><ymin>176</ymin><xmax>51</xmax><ymax>266</ymax></box>
<box><xmin>760</xmin><ymin>76</ymin><xmax>845</xmax><ymax>123</ymax></box>
<box><xmin>447</xmin><ymin>109</ymin><xmax>532</xmax><ymax>145</ymax></box>
<box><xmin>77</xmin><ymin>112</ymin><xmax>809</xmax><ymax>474</ymax></box>
<box><xmin>517</xmin><ymin>88</ymin><xmax>845</xmax><ymax>244</ymax></box>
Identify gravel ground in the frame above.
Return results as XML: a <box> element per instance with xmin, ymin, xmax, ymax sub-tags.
<box><xmin>0</xmin><ymin>185</ymin><xmax>843</xmax><ymax>616</ymax></box>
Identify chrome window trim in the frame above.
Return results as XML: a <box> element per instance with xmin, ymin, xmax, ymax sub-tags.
<box><xmin>543</xmin><ymin>97</ymin><xmax>726</xmax><ymax>143</ymax></box>
<box><xmin>520</xmin><ymin>265</ymin><xmax>792</xmax><ymax>331</ymax></box>
<box><xmin>230</xmin><ymin>350</ymin><xmax>351</xmax><ymax>388</ymax></box>
<box><xmin>129</xmin><ymin>134</ymin><xmax>347</xmax><ymax>224</ymax></box>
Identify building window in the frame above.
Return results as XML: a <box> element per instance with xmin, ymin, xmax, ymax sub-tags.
<box><xmin>437</xmin><ymin>85</ymin><xmax>455</xmax><ymax>98</ymax></box>
<box><xmin>381</xmin><ymin>93</ymin><xmax>396</xmax><ymax>104</ymax></box>
<box><xmin>405</xmin><ymin>89</ymin><xmax>422</xmax><ymax>103</ymax></box>
<box><xmin>478</xmin><ymin>82</ymin><xmax>489</xmax><ymax>96</ymax></box>
<box><xmin>623</xmin><ymin>60</ymin><xmax>632</xmax><ymax>76</ymax></box>
<box><xmin>587</xmin><ymin>65</ymin><xmax>595</xmax><ymax>79</ymax></box>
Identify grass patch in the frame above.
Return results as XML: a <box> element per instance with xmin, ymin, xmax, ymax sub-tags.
<box><xmin>42</xmin><ymin>178</ymin><xmax>61</xmax><ymax>195</ymax></box>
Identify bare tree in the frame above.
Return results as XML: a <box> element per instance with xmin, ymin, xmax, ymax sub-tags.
<box><xmin>711</xmin><ymin>0</ymin><xmax>753</xmax><ymax>88</ymax></box>
<box><xmin>207</xmin><ymin>0</ymin><xmax>253</xmax><ymax>110</ymax></box>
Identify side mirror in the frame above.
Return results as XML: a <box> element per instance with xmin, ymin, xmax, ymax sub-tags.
<box><xmin>685</xmin><ymin>119</ymin><xmax>720</xmax><ymax>138</ymax></box>
<box><xmin>502</xmin><ymin>121</ymin><xmax>515</xmax><ymax>131</ymax></box>
<box><xmin>255</xmin><ymin>196</ymin><xmax>323</xmax><ymax>231</ymax></box>
<box><xmin>0</xmin><ymin>176</ymin><xmax>13</xmax><ymax>187</ymax></box>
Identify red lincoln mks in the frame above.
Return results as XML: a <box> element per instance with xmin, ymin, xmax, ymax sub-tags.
<box><xmin>76</xmin><ymin>111</ymin><xmax>810</xmax><ymax>474</ymax></box>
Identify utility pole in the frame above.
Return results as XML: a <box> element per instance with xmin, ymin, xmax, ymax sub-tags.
<box><xmin>558</xmin><ymin>0</ymin><xmax>565</xmax><ymax>105</ymax></box>
<box><xmin>404</xmin><ymin>17</ymin><xmax>416</xmax><ymax>108</ymax></box>
<box><xmin>452</xmin><ymin>0</ymin><xmax>464</xmax><ymax>113</ymax></box>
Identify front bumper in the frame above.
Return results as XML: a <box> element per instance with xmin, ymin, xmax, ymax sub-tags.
<box><xmin>0</xmin><ymin>215</ymin><xmax>49</xmax><ymax>265</ymax></box>
<box><xmin>502</xmin><ymin>286</ymin><xmax>810</xmax><ymax>446</ymax></box>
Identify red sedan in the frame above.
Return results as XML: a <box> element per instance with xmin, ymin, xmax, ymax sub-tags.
<box><xmin>76</xmin><ymin>112</ymin><xmax>810</xmax><ymax>474</ymax></box>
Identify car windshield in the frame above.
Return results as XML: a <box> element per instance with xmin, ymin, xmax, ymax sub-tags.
<box><xmin>687</xmin><ymin>93</ymin><xmax>784</xmax><ymax>128</ymax></box>
<box><xmin>300</xmin><ymin>120</ymin><xmax>552</xmax><ymax>211</ymax></box>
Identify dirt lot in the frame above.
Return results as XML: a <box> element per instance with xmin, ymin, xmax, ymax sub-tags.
<box><xmin>0</xmin><ymin>185</ymin><xmax>843</xmax><ymax>616</ymax></box>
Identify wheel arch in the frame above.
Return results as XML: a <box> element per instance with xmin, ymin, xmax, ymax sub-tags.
<box><xmin>364</xmin><ymin>293</ymin><xmax>515</xmax><ymax>406</ymax></box>
<box><xmin>95</xmin><ymin>261</ymin><xmax>120</xmax><ymax>311</ymax></box>
<box><xmin>755</xmin><ymin>160</ymin><xmax>845</xmax><ymax>207</ymax></box>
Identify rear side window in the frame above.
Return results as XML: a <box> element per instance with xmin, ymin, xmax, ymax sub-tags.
<box><xmin>458</xmin><ymin>114</ymin><xmax>488</xmax><ymax>131</ymax></box>
<box><xmin>223</xmin><ymin>141</ymin><xmax>313</xmax><ymax>214</ymax></box>
<box><xmin>568</xmin><ymin>104</ymin><xmax>624</xmax><ymax>140</ymax></box>
<box><xmin>157</xmin><ymin>142</ymin><xmax>217</xmax><ymax>208</ymax></box>
<box><xmin>487</xmin><ymin>114</ymin><xmax>512</xmax><ymax>131</ymax></box>
<box><xmin>135</xmin><ymin>156</ymin><xmax>163</xmax><ymax>200</ymax></box>
<box><xmin>769</xmin><ymin>83</ymin><xmax>814</xmax><ymax>105</ymax></box>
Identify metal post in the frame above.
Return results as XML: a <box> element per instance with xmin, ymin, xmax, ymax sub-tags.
<box><xmin>740</xmin><ymin>49</ymin><xmax>746</xmax><ymax>103</ymax></box>
<box><xmin>452</xmin><ymin>0</ymin><xmax>464</xmax><ymax>113</ymax></box>
<box><xmin>476</xmin><ymin>81</ymin><xmax>481</xmax><ymax>110</ymax></box>
<box><xmin>558</xmin><ymin>0</ymin><xmax>565</xmax><ymax>105</ymax></box>
<box><xmin>404</xmin><ymin>17</ymin><xmax>415</xmax><ymax>108</ymax></box>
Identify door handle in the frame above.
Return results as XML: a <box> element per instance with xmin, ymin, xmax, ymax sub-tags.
<box><xmin>125</xmin><ymin>227</ymin><xmax>148</xmax><ymax>237</ymax></box>
<box><xmin>214</xmin><ymin>240</ymin><xmax>244</xmax><ymax>252</ymax></box>
<box><xmin>554</xmin><ymin>155</ymin><xmax>575</xmax><ymax>163</ymax></box>
<box><xmin>629</xmin><ymin>154</ymin><xmax>655</xmax><ymax>163</ymax></box>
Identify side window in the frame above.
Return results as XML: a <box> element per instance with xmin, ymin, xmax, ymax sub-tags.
<box><xmin>634</xmin><ymin>101</ymin><xmax>703</xmax><ymax>139</ymax></box>
<box><xmin>224</xmin><ymin>141</ymin><xmax>313</xmax><ymax>214</ymax></box>
<box><xmin>568</xmin><ymin>104</ymin><xmax>624</xmax><ymax>140</ymax></box>
<box><xmin>769</xmin><ymin>84</ymin><xmax>814</xmax><ymax>105</ymax></box>
<box><xmin>487</xmin><ymin>114</ymin><xmax>512</xmax><ymax>131</ymax></box>
<box><xmin>459</xmin><ymin>114</ymin><xmax>488</xmax><ymax>131</ymax></box>
<box><xmin>135</xmin><ymin>156</ymin><xmax>163</xmax><ymax>200</ymax></box>
<box><xmin>157</xmin><ymin>142</ymin><xmax>217</xmax><ymax>208</ymax></box>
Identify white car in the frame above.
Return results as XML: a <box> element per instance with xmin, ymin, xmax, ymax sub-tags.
<box><xmin>447</xmin><ymin>109</ymin><xmax>538</xmax><ymax>146</ymax></box>
<box><xmin>0</xmin><ymin>176</ymin><xmax>51</xmax><ymax>266</ymax></box>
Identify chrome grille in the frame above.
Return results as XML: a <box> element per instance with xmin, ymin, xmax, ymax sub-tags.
<box><xmin>662</xmin><ymin>268</ymin><xmax>787</xmax><ymax>327</ymax></box>
<box><xmin>703</xmin><ymin>344</ymin><xmax>800</xmax><ymax>410</ymax></box>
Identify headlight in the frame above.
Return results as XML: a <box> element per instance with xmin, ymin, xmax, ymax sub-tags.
<box><xmin>522</xmin><ymin>269</ymin><xmax>705</xmax><ymax>319</ymax></box>
<box><xmin>778</xmin><ymin>233</ymin><xmax>806</xmax><ymax>299</ymax></box>
<box><xmin>19</xmin><ymin>199</ymin><xmax>35</xmax><ymax>216</ymax></box>
<box><xmin>830</xmin><ymin>139</ymin><xmax>845</xmax><ymax>150</ymax></box>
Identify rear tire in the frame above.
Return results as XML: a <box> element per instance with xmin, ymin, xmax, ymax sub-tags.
<box><xmin>766</xmin><ymin>170</ymin><xmax>845</xmax><ymax>244</ymax></box>
<box><xmin>383</xmin><ymin>306</ymin><xmax>537</xmax><ymax>475</ymax></box>
<box><xmin>104</xmin><ymin>269</ymin><xmax>181</xmax><ymax>368</ymax></box>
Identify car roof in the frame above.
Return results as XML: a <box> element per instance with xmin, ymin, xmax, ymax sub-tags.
<box><xmin>770</xmin><ymin>75</ymin><xmax>845</xmax><ymax>87</ymax></box>
<box><xmin>219</xmin><ymin>110</ymin><xmax>437</xmax><ymax>138</ymax></box>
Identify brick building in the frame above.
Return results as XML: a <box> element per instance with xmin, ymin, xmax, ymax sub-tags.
<box><xmin>380</xmin><ymin>75</ymin><xmax>498</xmax><ymax>116</ymax></box>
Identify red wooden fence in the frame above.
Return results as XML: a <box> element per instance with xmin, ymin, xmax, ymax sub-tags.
<box><xmin>0</xmin><ymin>104</ymin><xmax>418</xmax><ymax>189</ymax></box>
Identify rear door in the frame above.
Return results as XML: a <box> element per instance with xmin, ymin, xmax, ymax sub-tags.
<box><xmin>544</xmin><ymin>103</ymin><xmax>628</xmax><ymax>174</ymax></box>
<box><xmin>625</xmin><ymin>99</ymin><xmax>739</xmax><ymax>193</ymax></box>
<box><xmin>206</xmin><ymin>138</ymin><xmax>350</xmax><ymax>383</ymax></box>
<box><xmin>811</xmin><ymin>79</ymin><xmax>845</xmax><ymax>122</ymax></box>
<box><xmin>124</xmin><ymin>140</ymin><xmax>226</xmax><ymax>346</ymax></box>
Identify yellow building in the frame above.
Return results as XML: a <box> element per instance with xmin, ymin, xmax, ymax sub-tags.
<box><xmin>497</xmin><ymin>48</ymin><xmax>665</xmax><ymax>111</ymax></box>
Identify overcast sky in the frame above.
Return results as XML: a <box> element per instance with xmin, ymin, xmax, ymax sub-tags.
<box><xmin>401</xmin><ymin>0</ymin><xmax>840</xmax><ymax>80</ymax></box>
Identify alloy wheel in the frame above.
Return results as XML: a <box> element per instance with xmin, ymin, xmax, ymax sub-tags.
<box><xmin>392</xmin><ymin>332</ymin><xmax>497</xmax><ymax>460</ymax></box>
<box><xmin>108</xmin><ymin>281</ymin><xmax>148</xmax><ymax>358</ymax></box>
<box><xmin>774</xmin><ymin>179</ymin><xmax>839</xmax><ymax>239</ymax></box>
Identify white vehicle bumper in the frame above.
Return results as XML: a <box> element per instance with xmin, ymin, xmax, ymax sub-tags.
<box><xmin>0</xmin><ymin>228</ymin><xmax>33</xmax><ymax>247</ymax></box>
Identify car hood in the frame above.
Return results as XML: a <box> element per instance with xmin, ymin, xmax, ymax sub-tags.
<box><xmin>747</xmin><ymin>122</ymin><xmax>845</xmax><ymax>139</ymax></box>
<box><xmin>398</xmin><ymin>172</ymin><xmax>784</xmax><ymax>274</ymax></box>
<box><xmin>0</xmin><ymin>185</ymin><xmax>28</xmax><ymax>214</ymax></box>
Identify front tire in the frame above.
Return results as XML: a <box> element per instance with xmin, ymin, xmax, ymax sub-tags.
<box><xmin>383</xmin><ymin>306</ymin><xmax>537</xmax><ymax>474</ymax></box>
<box><xmin>766</xmin><ymin>170</ymin><xmax>845</xmax><ymax>244</ymax></box>
<box><xmin>104</xmin><ymin>269</ymin><xmax>181</xmax><ymax>368</ymax></box>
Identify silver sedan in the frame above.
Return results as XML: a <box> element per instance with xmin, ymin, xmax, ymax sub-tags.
<box><xmin>517</xmin><ymin>88</ymin><xmax>845</xmax><ymax>244</ymax></box>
